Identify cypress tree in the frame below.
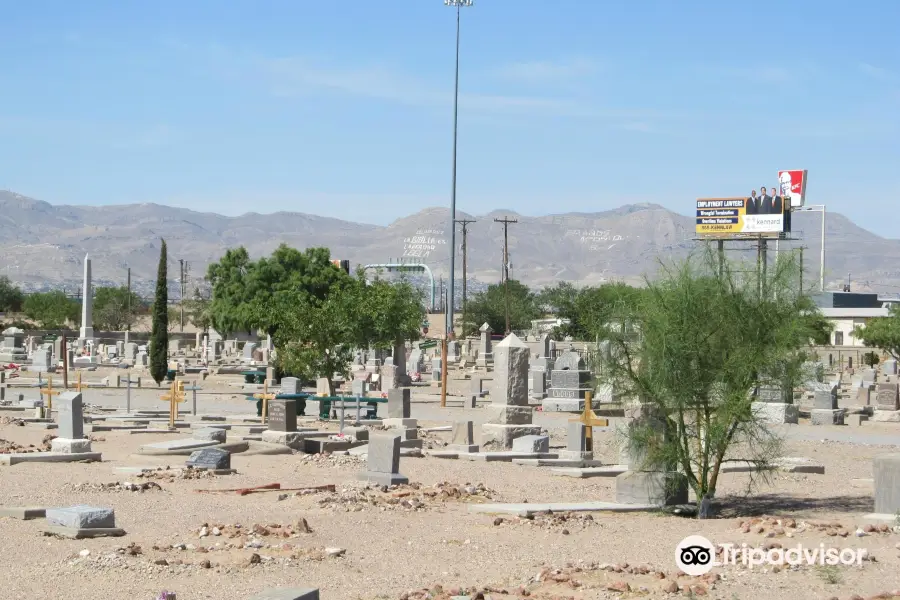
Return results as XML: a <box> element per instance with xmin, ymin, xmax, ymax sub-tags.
<box><xmin>150</xmin><ymin>239</ymin><xmax>169</xmax><ymax>385</ymax></box>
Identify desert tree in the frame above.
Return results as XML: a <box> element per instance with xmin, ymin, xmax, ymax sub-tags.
<box><xmin>599</xmin><ymin>245</ymin><xmax>830</xmax><ymax>517</ymax></box>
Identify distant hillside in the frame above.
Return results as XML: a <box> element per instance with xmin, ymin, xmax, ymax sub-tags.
<box><xmin>0</xmin><ymin>190</ymin><xmax>897</xmax><ymax>297</ymax></box>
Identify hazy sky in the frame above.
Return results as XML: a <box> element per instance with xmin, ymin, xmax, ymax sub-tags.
<box><xmin>1</xmin><ymin>1</ymin><xmax>898</xmax><ymax>236</ymax></box>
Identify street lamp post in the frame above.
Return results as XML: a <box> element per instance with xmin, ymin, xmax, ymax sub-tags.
<box><xmin>444</xmin><ymin>0</ymin><xmax>473</xmax><ymax>339</ymax></box>
<box><xmin>797</xmin><ymin>204</ymin><xmax>826</xmax><ymax>291</ymax></box>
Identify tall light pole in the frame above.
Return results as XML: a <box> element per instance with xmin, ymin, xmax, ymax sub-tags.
<box><xmin>444</xmin><ymin>0</ymin><xmax>473</xmax><ymax>340</ymax></box>
<box><xmin>797</xmin><ymin>204</ymin><xmax>826</xmax><ymax>290</ymax></box>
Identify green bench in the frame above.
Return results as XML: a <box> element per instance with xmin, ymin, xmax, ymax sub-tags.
<box><xmin>242</xmin><ymin>370</ymin><xmax>267</xmax><ymax>384</ymax></box>
<box><xmin>317</xmin><ymin>396</ymin><xmax>386</xmax><ymax>420</ymax></box>
<box><xmin>247</xmin><ymin>392</ymin><xmax>311</xmax><ymax>417</ymax></box>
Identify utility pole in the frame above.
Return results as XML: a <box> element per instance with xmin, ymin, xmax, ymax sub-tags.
<box><xmin>493</xmin><ymin>216</ymin><xmax>518</xmax><ymax>334</ymax></box>
<box><xmin>455</xmin><ymin>218</ymin><xmax>475</xmax><ymax>337</ymax></box>
<box><xmin>126</xmin><ymin>267</ymin><xmax>131</xmax><ymax>344</ymax></box>
<box><xmin>179</xmin><ymin>259</ymin><xmax>185</xmax><ymax>332</ymax></box>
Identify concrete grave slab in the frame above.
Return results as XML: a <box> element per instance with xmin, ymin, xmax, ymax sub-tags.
<box><xmin>458</xmin><ymin>451</ymin><xmax>559</xmax><ymax>462</ymax></box>
<box><xmin>551</xmin><ymin>465</ymin><xmax>629</xmax><ymax>478</ymax></box>
<box><xmin>247</xmin><ymin>588</ymin><xmax>320</xmax><ymax>600</ymax></box>
<box><xmin>469</xmin><ymin>501</ymin><xmax>659</xmax><ymax>517</ymax></box>
<box><xmin>0</xmin><ymin>506</ymin><xmax>46</xmax><ymax>520</ymax></box>
<box><xmin>512</xmin><ymin>458</ymin><xmax>605</xmax><ymax>468</ymax></box>
<box><xmin>46</xmin><ymin>505</ymin><xmax>115</xmax><ymax>529</ymax></box>
<box><xmin>0</xmin><ymin>452</ymin><xmax>101</xmax><ymax>466</ymax></box>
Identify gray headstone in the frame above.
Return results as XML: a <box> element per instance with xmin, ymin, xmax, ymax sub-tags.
<box><xmin>187</xmin><ymin>447</ymin><xmax>231</xmax><ymax>470</ymax></box>
<box><xmin>492</xmin><ymin>334</ymin><xmax>530</xmax><ymax>407</ymax></box>
<box><xmin>243</xmin><ymin>342</ymin><xmax>258</xmax><ymax>359</ymax></box>
<box><xmin>351</xmin><ymin>379</ymin><xmax>365</xmax><ymax>397</ymax></box>
<box><xmin>388</xmin><ymin>389</ymin><xmax>410</xmax><ymax>419</ymax></box>
<box><xmin>512</xmin><ymin>434</ymin><xmax>549</xmax><ymax>453</ymax></box>
<box><xmin>193</xmin><ymin>428</ymin><xmax>226</xmax><ymax>443</ymax></box>
<box><xmin>566</xmin><ymin>421</ymin><xmax>588</xmax><ymax>453</ymax></box>
<box><xmin>813</xmin><ymin>386</ymin><xmax>838</xmax><ymax>410</ymax></box>
<box><xmin>46</xmin><ymin>505</ymin><xmax>115</xmax><ymax>529</ymax></box>
<box><xmin>451</xmin><ymin>421</ymin><xmax>474</xmax><ymax>445</ymax></box>
<box><xmin>56</xmin><ymin>392</ymin><xmax>84</xmax><ymax>440</ymax></box>
<box><xmin>553</xmin><ymin>351</ymin><xmax>584</xmax><ymax>371</ymax></box>
<box><xmin>280</xmin><ymin>377</ymin><xmax>301</xmax><ymax>395</ymax></box>
<box><xmin>884</xmin><ymin>359</ymin><xmax>899</xmax><ymax>377</ymax></box>
<box><xmin>530</xmin><ymin>370</ymin><xmax>546</xmax><ymax>399</ymax></box>
<box><xmin>268</xmin><ymin>399</ymin><xmax>297</xmax><ymax>432</ymax></box>
<box><xmin>431</xmin><ymin>357</ymin><xmax>442</xmax><ymax>382</ymax></box>
<box><xmin>876</xmin><ymin>383</ymin><xmax>900</xmax><ymax>411</ymax></box>
<box><xmin>540</xmin><ymin>334</ymin><xmax>551</xmax><ymax>358</ymax></box>
<box><xmin>367</xmin><ymin>434</ymin><xmax>401</xmax><ymax>474</ymax></box>
<box><xmin>874</xmin><ymin>453</ymin><xmax>900</xmax><ymax>514</ymax></box>
<box><xmin>863</xmin><ymin>368</ymin><xmax>877</xmax><ymax>383</ymax></box>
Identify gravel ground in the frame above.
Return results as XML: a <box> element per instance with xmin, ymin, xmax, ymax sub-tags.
<box><xmin>0</xmin><ymin>370</ymin><xmax>899</xmax><ymax>600</ymax></box>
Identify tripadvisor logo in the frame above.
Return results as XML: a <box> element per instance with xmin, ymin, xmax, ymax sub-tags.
<box><xmin>676</xmin><ymin>535</ymin><xmax>868</xmax><ymax>575</ymax></box>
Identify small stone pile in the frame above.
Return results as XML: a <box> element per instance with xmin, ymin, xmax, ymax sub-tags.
<box><xmin>737</xmin><ymin>516</ymin><xmax>899</xmax><ymax>538</ymax></box>
<box><xmin>491</xmin><ymin>512</ymin><xmax>601</xmax><ymax>534</ymax></box>
<box><xmin>134</xmin><ymin>467</ymin><xmax>221</xmax><ymax>481</ymax></box>
<box><xmin>0</xmin><ymin>434</ymin><xmax>55</xmax><ymax>454</ymax></box>
<box><xmin>63</xmin><ymin>481</ymin><xmax>163</xmax><ymax>493</ymax></box>
<box><xmin>297</xmin><ymin>452</ymin><xmax>363</xmax><ymax>468</ymax></box>
<box><xmin>195</xmin><ymin>519</ymin><xmax>314</xmax><ymax>540</ymax></box>
<box><xmin>0</xmin><ymin>416</ymin><xmax>25</xmax><ymax>426</ymax></box>
<box><xmin>316</xmin><ymin>482</ymin><xmax>495</xmax><ymax>513</ymax></box>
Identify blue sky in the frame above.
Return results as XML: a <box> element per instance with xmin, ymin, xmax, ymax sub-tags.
<box><xmin>1</xmin><ymin>1</ymin><xmax>898</xmax><ymax>236</ymax></box>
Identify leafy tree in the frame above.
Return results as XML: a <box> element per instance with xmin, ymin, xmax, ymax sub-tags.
<box><xmin>207</xmin><ymin>245</ymin><xmax>350</xmax><ymax>337</ymax></box>
<box><xmin>465</xmin><ymin>279</ymin><xmax>541</xmax><ymax>335</ymax></box>
<box><xmin>23</xmin><ymin>291</ymin><xmax>80</xmax><ymax>328</ymax></box>
<box><xmin>601</xmin><ymin>248</ymin><xmax>828</xmax><ymax>518</ymax></box>
<box><xmin>0</xmin><ymin>276</ymin><xmax>24</xmax><ymax>312</ymax></box>
<box><xmin>149</xmin><ymin>240</ymin><xmax>169</xmax><ymax>384</ymax></box>
<box><xmin>863</xmin><ymin>351</ymin><xmax>880</xmax><ymax>368</ymax></box>
<box><xmin>539</xmin><ymin>281</ymin><xmax>646</xmax><ymax>340</ymax></box>
<box><xmin>184</xmin><ymin>287</ymin><xmax>213</xmax><ymax>332</ymax></box>
<box><xmin>93</xmin><ymin>286</ymin><xmax>142</xmax><ymax>331</ymax></box>
<box><xmin>167</xmin><ymin>306</ymin><xmax>181</xmax><ymax>333</ymax></box>
<box><xmin>854</xmin><ymin>305</ymin><xmax>900</xmax><ymax>360</ymax></box>
<box><xmin>262</xmin><ymin>276</ymin><xmax>425</xmax><ymax>395</ymax></box>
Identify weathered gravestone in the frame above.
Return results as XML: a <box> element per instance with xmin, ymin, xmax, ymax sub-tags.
<box><xmin>475</xmin><ymin>323</ymin><xmax>493</xmax><ymax>367</ymax></box>
<box><xmin>512</xmin><ymin>434</ymin><xmax>549</xmax><ymax>453</ymax></box>
<box><xmin>351</xmin><ymin>379</ymin><xmax>366</xmax><ymax>398</ymax></box>
<box><xmin>883</xmin><ymin>359</ymin><xmax>899</xmax><ymax>377</ymax></box>
<box><xmin>751</xmin><ymin>384</ymin><xmax>799</xmax><ymax>424</ymax></box>
<box><xmin>862</xmin><ymin>368</ymin><xmax>877</xmax><ymax>384</ymax></box>
<box><xmin>51</xmin><ymin>392</ymin><xmax>91</xmax><ymax>454</ymax></box>
<box><xmin>873</xmin><ymin>453</ymin><xmax>900</xmax><ymax>517</ymax></box>
<box><xmin>530</xmin><ymin>369</ymin><xmax>546</xmax><ymax>400</ymax></box>
<box><xmin>431</xmin><ymin>357</ymin><xmax>442</xmax><ymax>382</ymax></box>
<box><xmin>876</xmin><ymin>383</ymin><xmax>900</xmax><ymax>411</ymax></box>
<box><xmin>46</xmin><ymin>505</ymin><xmax>115</xmax><ymax>530</ymax></box>
<box><xmin>280</xmin><ymin>377</ymin><xmax>301</xmax><ymax>394</ymax></box>
<box><xmin>811</xmin><ymin>383</ymin><xmax>843</xmax><ymax>425</ymax></box>
<box><xmin>543</xmin><ymin>351</ymin><xmax>593</xmax><ymax>412</ymax></box>
<box><xmin>388</xmin><ymin>389</ymin><xmax>410</xmax><ymax>419</ymax></box>
<box><xmin>358</xmin><ymin>434</ymin><xmax>408</xmax><ymax>486</ymax></box>
<box><xmin>32</xmin><ymin>346</ymin><xmax>54</xmax><ymax>373</ymax></box>
<box><xmin>447</xmin><ymin>420</ymin><xmax>477</xmax><ymax>453</ymax></box>
<box><xmin>193</xmin><ymin>428</ymin><xmax>226</xmax><ymax>443</ymax></box>
<box><xmin>268</xmin><ymin>399</ymin><xmax>297</xmax><ymax>433</ymax></box>
<box><xmin>481</xmin><ymin>334</ymin><xmax>540</xmax><ymax>449</ymax></box>
<box><xmin>186</xmin><ymin>447</ymin><xmax>231</xmax><ymax>470</ymax></box>
<box><xmin>561</xmin><ymin>421</ymin><xmax>591</xmax><ymax>460</ymax></box>
<box><xmin>242</xmin><ymin>342</ymin><xmax>258</xmax><ymax>362</ymax></box>
<box><xmin>407</xmin><ymin>349</ymin><xmax>424</xmax><ymax>375</ymax></box>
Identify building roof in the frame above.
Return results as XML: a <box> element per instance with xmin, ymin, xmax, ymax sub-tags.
<box><xmin>819</xmin><ymin>307</ymin><xmax>890</xmax><ymax>318</ymax></box>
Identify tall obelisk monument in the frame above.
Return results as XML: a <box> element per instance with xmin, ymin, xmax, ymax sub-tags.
<box><xmin>79</xmin><ymin>254</ymin><xmax>94</xmax><ymax>342</ymax></box>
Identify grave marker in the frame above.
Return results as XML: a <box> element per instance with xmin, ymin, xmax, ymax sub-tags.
<box><xmin>160</xmin><ymin>380</ymin><xmax>186</xmax><ymax>429</ymax></box>
<box><xmin>568</xmin><ymin>391</ymin><xmax>608</xmax><ymax>452</ymax></box>
<box><xmin>254</xmin><ymin>380</ymin><xmax>277</xmax><ymax>424</ymax></box>
<box><xmin>268</xmin><ymin>398</ymin><xmax>297</xmax><ymax>433</ymax></box>
<box><xmin>39</xmin><ymin>376</ymin><xmax>60</xmax><ymax>419</ymax></box>
<box><xmin>358</xmin><ymin>434</ymin><xmax>408</xmax><ymax>486</ymax></box>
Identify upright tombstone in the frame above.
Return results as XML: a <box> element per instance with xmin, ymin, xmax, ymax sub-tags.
<box><xmin>615</xmin><ymin>400</ymin><xmax>688</xmax><ymax>506</ymax></box>
<box><xmin>543</xmin><ymin>351</ymin><xmax>593</xmax><ymax>412</ymax></box>
<box><xmin>560</xmin><ymin>421</ymin><xmax>591</xmax><ymax>460</ymax></box>
<box><xmin>358</xmin><ymin>434</ymin><xmax>408</xmax><ymax>486</ymax></box>
<box><xmin>388</xmin><ymin>388</ymin><xmax>411</xmax><ymax>419</ymax></box>
<box><xmin>447</xmin><ymin>420</ymin><xmax>477</xmax><ymax>453</ymax></box>
<box><xmin>811</xmin><ymin>383</ymin><xmax>843</xmax><ymax>425</ymax></box>
<box><xmin>407</xmin><ymin>349</ymin><xmax>424</xmax><ymax>375</ymax></box>
<box><xmin>0</xmin><ymin>327</ymin><xmax>27</xmax><ymax>362</ymax></box>
<box><xmin>883</xmin><ymin>359</ymin><xmax>899</xmax><ymax>378</ymax></box>
<box><xmin>79</xmin><ymin>254</ymin><xmax>94</xmax><ymax>342</ymax></box>
<box><xmin>875</xmin><ymin>383</ymin><xmax>900</xmax><ymax>411</ymax></box>
<box><xmin>431</xmin><ymin>357</ymin><xmax>442</xmax><ymax>382</ymax></box>
<box><xmin>280</xmin><ymin>377</ymin><xmax>301</xmax><ymax>395</ymax></box>
<box><xmin>351</xmin><ymin>378</ymin><xmax>366</xmax><ymax>398</ymax></box>
<box><xmin>242</xmin><ymin>342</ymin><xmax>258</xmax><ymax>362</ymax></box>
<box><xmin>51</xmin><ymin>392</ymin><xmax>92</xmax><ymax>454</ymax></box>
<box><xmin>32</xmin><ymin>346</ymin><xmax>54</xmax><ymax>373</ymax></box>
<box><xmin>475</xmin><ymin>323</ymin><xmax>493</xmax><ymax>367</ymax></box>
<box><xmin>261</xmin><ymin>399</ymin><xmax>304</xmax><ymax>448</ymax></box>
<box><xmin>873</xmin><ymin>453</ymin><xmax>900</xmax><ymax>517</ymax></box>
<box><xmin>530</xmin><ymin>369</ymin><xmax>546</xmax><ymax>400</ymax></box>
<box><xmin>862</xmin><ymin>368</ymin><xmax>878</xmax><ymax>384</ymax></box>
<box><xmin>481</xmin><ymin>334</ymin><xmax>540</xmax><ymax>449</ymax></box>
<box><xmin>751</xmin><ymin>383</ymin><xmax>799</xmax><ymax>425</ymax></box>
<box><xmin>447</xmin><ymin>340</ymin><xmax>460</xmax><ymax>364</ymax></box>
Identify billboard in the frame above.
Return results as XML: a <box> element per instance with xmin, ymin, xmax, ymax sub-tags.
<box><xmin>778</xmin><ymin>169</ymin><xmax>808</xmax><ymax>208</ymax></box>
<box><xmin>695</xmin><ymin>197</ymin><xmax>788</xmax><ymax>237</ymax></box>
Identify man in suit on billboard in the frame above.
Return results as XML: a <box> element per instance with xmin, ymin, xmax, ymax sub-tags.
<box><xmin>759</xmin><ymin>186</ymin><xmax>774</xmax><ymax>214</ymax></box>
<box><xmin>746</xmin><ymin>190</ymin><xmax>759</xmax><ymax>215</ymax></box>
<box><xmin>769</xmin><ymin>187</ymin><xmax>782</xmax><ymax>214</ymax></box>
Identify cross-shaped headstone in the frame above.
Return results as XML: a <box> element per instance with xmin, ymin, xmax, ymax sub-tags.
<box><xmin>39</xmin><ymin>375</ymin><xmax>60</xmax><ymax>419</ymax></box>
<box><xmin>568</xmin><ymin>391</ymin><xmax>608</xmax><ymax>452</ymax></box>
<box><xmin>253</xmin><ymin>380</ymin><xmax>276</xmax><ymax>424</ymax></box>
<box><xmin>160</xmin><ymin>379</ymin><xmax>186</xmax><ymax>429</ymax></box>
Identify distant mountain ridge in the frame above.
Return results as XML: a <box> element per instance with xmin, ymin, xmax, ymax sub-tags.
<box><xmin>0</xmin><ymin>190</ymin><xmax>898</xmax><ymax>296</ymax></box>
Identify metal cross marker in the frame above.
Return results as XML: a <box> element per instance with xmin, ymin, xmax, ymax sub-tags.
<box><xmin>160</xmin><ymin>379</ymin><xmax>186</xmax><ymax>429</ymax></box>
<box><xmin>253</xmin><ymin>380</ymin><xmax>276</xmax><ymax>424</ymax></box>
<box><xmin>568</xmin><ymin>391</ymin><xmax>608</xmax><ymax>452</ymax></box>
<box><xmin>39</xmin><ymin>376</ymin><xmax>60</xmax><ymax>420</ymax></box>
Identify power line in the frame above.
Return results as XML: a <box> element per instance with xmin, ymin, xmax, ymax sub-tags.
<box><xmin>493</xmin><ymin>216</ymin><xmax>518</xmax><ymax>334</ymax></box>
<box><xmin>455</xmin><ymin>218</ymin><xmax>475</xmax><ymax>336</ymax></box>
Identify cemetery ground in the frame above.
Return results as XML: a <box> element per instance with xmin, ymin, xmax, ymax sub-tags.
<box><xmin>1</xmin><ymin>371</ymin><xmax>899</xmax><ymax>599</ymax></box>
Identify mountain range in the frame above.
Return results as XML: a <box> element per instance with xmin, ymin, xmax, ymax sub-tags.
<box><xmin>1</xmin><ymin>190</ymin><xmax>898</xmax><ymax>298</ymax></box>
